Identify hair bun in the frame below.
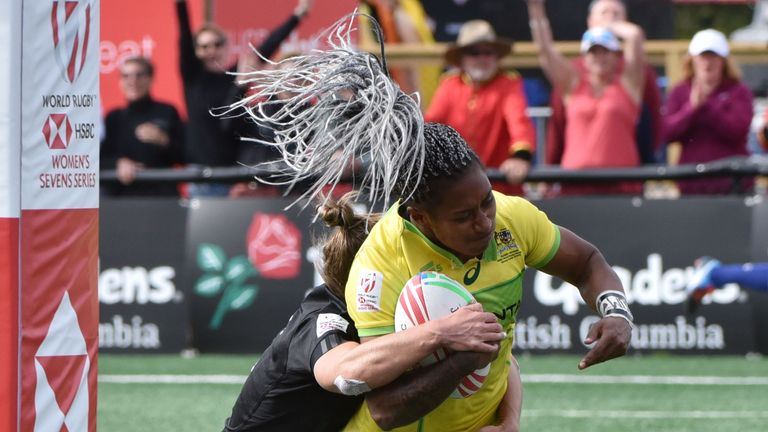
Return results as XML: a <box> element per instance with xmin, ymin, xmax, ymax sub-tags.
<box><xmin>317</xmin><ymin>193</ymin><xmax>358</xmax><ymax>228</ymax></box>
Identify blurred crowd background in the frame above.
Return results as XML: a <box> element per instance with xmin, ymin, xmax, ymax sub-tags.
<box><xmin>98</xmin><ymin>0</ymin><xmax>768</xmax><ymax>199</ymax></box>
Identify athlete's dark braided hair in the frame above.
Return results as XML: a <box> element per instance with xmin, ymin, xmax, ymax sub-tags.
<box><xmin>395</xmin><ymin>123</ymin><xmax>481</xmax><ymax>206</ymax></box>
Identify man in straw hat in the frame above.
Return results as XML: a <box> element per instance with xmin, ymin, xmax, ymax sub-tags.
<box><xmin>425</xmin><ymin>20</ymin><xmax>536</xmax><ymax>196</ymax></box>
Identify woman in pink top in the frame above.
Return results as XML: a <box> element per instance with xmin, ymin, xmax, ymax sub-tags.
<box><xmin>526</xmin><ymin>0</ymin><xmax>646</xmax><ymax>195</ymax></box>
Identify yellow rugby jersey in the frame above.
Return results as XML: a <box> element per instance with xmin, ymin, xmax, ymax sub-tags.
<box><xmin>344</xmin><ymin>192</ymin><xmax>560</xmax><ymax>432</ymax></box>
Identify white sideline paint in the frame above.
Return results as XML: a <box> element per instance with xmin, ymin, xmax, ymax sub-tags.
<box><xmin>521</xmin><ymin>374</ymin><xmax>768</xmax><ymax>385</ymax></box>
<box><xmin>99</xmin><ymin>375</ymin><xmax>246</xmax><ymax>384</ymax></box>
<box><xmin>524</xmin><ymin>410</ymin><xmax>768</xmax><ymax>419</ymax></box>
<box><xmin>98</xmin><ymin>373</ymin><xmax>768</xmax><ymax>386</ymax></box>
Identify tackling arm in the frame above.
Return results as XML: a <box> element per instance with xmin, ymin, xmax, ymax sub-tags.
<box><xmin>313</xmin><ymin>303</ymin><xmax>503</xmax><ymax>393</ymax></box>
<box><xmin>365</xmin><ymin>348</ymin><xmax>498</xmax><ymax>430</ymax></box>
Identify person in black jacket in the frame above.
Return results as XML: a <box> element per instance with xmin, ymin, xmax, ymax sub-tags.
<box><xmin>175</xmin><ymin>0</ymin><xmax>313</xmax><ymax>196</ymax></box>
<box><xmin>101</xmin><ymin>56</ymin><xmax>184</xmax><ymax>196</ymax></box>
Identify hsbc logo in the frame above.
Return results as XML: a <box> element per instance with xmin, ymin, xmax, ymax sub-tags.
<box><xmin>42</xmin><ymin>114</ymin><xmax>73</xmax><ymax>149</ymax></box>
<box><xmin>51</xmin><ymin>0</ymin><xmax>93</xmax><ymax>84</ymax></box>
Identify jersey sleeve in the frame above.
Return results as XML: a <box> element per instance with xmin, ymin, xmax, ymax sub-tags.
<box><xmin>344</xmin><ymin>219</ymin><xmax>409</xmax><ymax>338</ymax></box>
<box><xmin>304</xmin><ymin>311</ymin><xmax>358</xmax><ymax>371</ymax></box>
<box><xmin>497</xmin><ymin>194</ymin><xmax>560</xmax><ymax>268</ymax></box>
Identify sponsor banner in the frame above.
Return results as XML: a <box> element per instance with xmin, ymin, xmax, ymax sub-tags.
<box><xmin>99</xmin><ymin>0</ymin><xmax>204</xmax><ymax>118</ymax></box>
<box><xmin>0</xmin><ymin>1</ymin><xmax>21</xmax><ymax>431</ymax></box>
<box><xmin>186</xmin><ymin>198</ymin><xmax>317</xmax><ymax>353</ymax></box>
<box><xmin>20</xmin><ymin>209</ymin><xmax>99</xmax><ymax>432</ymax></box>
<box><xmin>0</xmin><ymin>218</ymin><xmax>19</xmax><ymax>432</ymax></box>
<box><xmin>0</xmin><ymin>2</ymin><xmax>21</xmax><ymax>429</ymax></box>
<box><xmin>749</xmin><ymin>200</ymin><xmax>768</xmax><ymax>353</ymax></box>
<box><xmin>93</xmin><ymin>196</ymin><xmax>767</xmax><ymax>354</ymax></box>
<box><xmin>213</xmin><ymin>0</ymin><xmax>359</xmax><ymax>63</ymax></box>
<box><xmin>513</xmin><ymin>303</ymin><xmax>755</xmax><ymax>354</ymax></box>
<box><xmin>516</xmin><ymin>197</ymin><xmax>759</xmax><ymax>355</ymax></box>
<box><xmin>751</xmin><ymin>199</ymin><xmax>768</xmax><ymax>260</ymax></box>
<box><xmin>19</xmin><ymin>1</ymin><xmax>101</xmax><ymax>431</ymax></box>
<box><xmin>22</xmin><ymin>0</ymin><xmax>100</xmax><ymax>210</ymax></box>
<box><xmin>99</xmin><ymin>199</ymin><xmax>188</xmax><ymax>353</ymax></box>
<box><xmin>0</xmin><ymin>0</ymin><xmax>21</xmax><ymax>218</ymax></box>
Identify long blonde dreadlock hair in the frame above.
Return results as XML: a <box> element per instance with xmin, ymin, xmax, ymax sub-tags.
<box><xmin>227</xmin><ymin>14</ymin><xmax>480</xmax><ymax>213</ymax></box>
<box><xmin>224</xmin><ymin>14</ymin><xmax>424</xmax><ymax>211</ymax></box>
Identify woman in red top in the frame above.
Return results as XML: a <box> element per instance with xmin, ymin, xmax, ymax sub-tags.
<box><xmin>526</xmin><ymin>0</ymin><xmax>646</xmax><ymax>195</ymax></box>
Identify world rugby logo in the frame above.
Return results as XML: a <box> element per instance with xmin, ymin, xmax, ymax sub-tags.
<box><xmin>51</xmin><ymin>0</ymin><xmax>93</xmax><ymax>84</ymax></box>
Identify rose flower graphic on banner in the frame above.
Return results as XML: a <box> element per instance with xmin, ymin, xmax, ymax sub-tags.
<box><xmin>247</xmin><ymin>213</ymin><xmax>301</xmax><ymax>279</ymax></box>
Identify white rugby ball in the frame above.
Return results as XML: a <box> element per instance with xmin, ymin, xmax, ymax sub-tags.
<box><xmin>394</xmin><ymin>271</ymin><xmax>490</xmax><ymax>398</ymax></box>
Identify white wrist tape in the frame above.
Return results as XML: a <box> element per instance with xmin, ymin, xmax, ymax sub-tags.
<box><xmin>333</xmin><ymin>375</ymin><xmax>371</xmax><ymax>396</ymax></box>
<box><xmin>595</xmin><ymin>290</ymin><xmax>634</xmax><ymax>325</ymax></box>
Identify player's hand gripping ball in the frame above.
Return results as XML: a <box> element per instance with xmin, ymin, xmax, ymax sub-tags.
<box><xmin>394</xmin><ymin>271</ymin><xmax>490</xmax><ymax>398</ymax></box>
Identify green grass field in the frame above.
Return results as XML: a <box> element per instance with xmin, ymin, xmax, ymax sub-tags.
<box><xmin>98</xmin><ymin>353</ymin><xmax>768</xmax><ymax>431</ymax></box>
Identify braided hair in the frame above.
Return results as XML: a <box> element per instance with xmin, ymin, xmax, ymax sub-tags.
<box><xmin>228</xmin><ymin>14</ymin><xmax>480</xmax><ymax>212</ymax></box>
<box><xmin>395</xmin><ymin>123</ymin><xmax>480</xmax><ymax>207</ymax></box>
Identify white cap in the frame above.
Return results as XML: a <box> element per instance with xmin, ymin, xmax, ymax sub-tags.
<box><xmin>688</xmin><ymin>29</ymin><xmax>730</xmax><ymax>57</ymax></box>
<box><xmin>580</xmin><ymin>27</ymin><xmax>621</xmax><ymax>54</ymax></box>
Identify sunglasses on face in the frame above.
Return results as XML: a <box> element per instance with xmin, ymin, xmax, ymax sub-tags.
<box><xmin>197</xmin><ymin>40</ymin><xmax>226</xmax><ymax>50</ymax></box>
<box><xmin>464</xmin><ymin>49</ymin><xmax>497</xmax><ymax>58</ymax></box>
<box><xmin>120</xmin><ymin>71</ymin><xmax>150</xmax><ymax>79</ymax></box>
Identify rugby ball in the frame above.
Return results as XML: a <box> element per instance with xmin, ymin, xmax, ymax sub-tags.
<box><xmin>394</xmin><ymin>271</ymin><xmax>490</xmax><ymax>398</ymax></box>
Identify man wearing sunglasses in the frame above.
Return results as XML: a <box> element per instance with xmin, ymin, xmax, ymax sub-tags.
<box><xmin>101</xmin><ymin>56</ymin><xmax>184</xmax><ymax>196</ymax></box>
<box><xmin>175</xmin><ymin>0</ymin><xmax>312</xmax><ymax>197</ymax></box>
<box><xmin>425</xmin><ymin>20</ymin><xmax>535</xmax><ymax>196</ymax></box>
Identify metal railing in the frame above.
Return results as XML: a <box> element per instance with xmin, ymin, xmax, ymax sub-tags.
<box><xmin>100</xmin><ymin>155</ymin><xmax>768</xmax><ymax>189</ymax></box>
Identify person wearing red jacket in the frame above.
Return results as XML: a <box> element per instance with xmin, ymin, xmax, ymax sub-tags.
<box><xmin>425</xmin><ymin>20</ymin><xmax>536</xmax><ymax>196</ymax></box>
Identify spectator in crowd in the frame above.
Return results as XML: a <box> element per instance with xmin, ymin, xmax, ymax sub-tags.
<box><xmin>527</xmin><ymin>0</ymin><xmax>647</xmax><ymax>195</ymax></box>
<box><xmin>424</xmin><ymin>20</ymin><xmax>536</xmax><ymax>196</ymax></box>
<box><xmin>101</xmin><ymin>56</ymin><xmax>184</xmax><ymax>196</ymax></box>
<box><xmin>686</xmin><ymin>256</ymin><xmax>768</xmax><ymax>313</ymax></box>
<box><xmin>174</xmin><ymin>0</ymin><xmax>312</xmax><ymax>196</ymax></box>
<box><xmin>222</xmin><ymin>192</ymin><xmax>510</xmax><ymax>431</ymax></box>
<box><xmin>234</xmin><ymin>20</ymin><xmax>633</xmax><ymax>431</ymax></box>
<box><xmin>662</xmin><ymin>29</ymin><xmax>754</xmax><ymax>195</ymax></box>
<box><xmin>546</xmin><ymin>0</ymin><xmax>663</xmax><ymax>167</ymax></box>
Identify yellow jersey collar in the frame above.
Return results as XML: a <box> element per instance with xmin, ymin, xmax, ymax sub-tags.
<box><xmin>400</xmin><ymin>212</ymin><xmax>498</xmax><ymax>267</ymax></box>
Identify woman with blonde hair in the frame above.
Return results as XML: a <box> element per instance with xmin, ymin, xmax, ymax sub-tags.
<box><xmin>663</xmin><ymin>29</ymin><xmax>754</xmax><ymax>194</ymax></box>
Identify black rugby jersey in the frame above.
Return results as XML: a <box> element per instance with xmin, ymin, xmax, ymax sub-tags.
<box><xmin>223</xmin><ymin>284</ymin><xmax>363</xmax><ymax>431</ymax></box>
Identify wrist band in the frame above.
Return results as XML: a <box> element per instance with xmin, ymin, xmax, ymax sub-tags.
<box><xmin>595</xmin><ymin>290</ymin><xmax>633</xmax><ymax>325</ymax></box>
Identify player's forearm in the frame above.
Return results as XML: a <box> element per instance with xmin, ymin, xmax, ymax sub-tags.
<box><xmin>335</xmin><ymin>326</ymin><xmax>443</xmax><ymax>390</ymax></box>
<box><xmin>496</xmin><ymin>357</ymin><xmax>522</xmax><ymax>431</ymax></box>
<box><xmin>366</xmin><ymin>351</ymin><xmax>482</xmax><ymax>430</ymax></box>
<box><xmin>580</xmin><ymin>250</ymin><xmax>626</xmax><ymax>309</ymax></box>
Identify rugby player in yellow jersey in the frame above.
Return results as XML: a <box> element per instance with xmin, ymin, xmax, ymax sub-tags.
<box><xmin>343</xmin><ymin>125</ymin><xmax>632</xmax><ymax>432</ymax></box>
<box><xmin>231</xmin><ymin>15</ymin><xmax>633</xmax><ymax>432</ymax></box>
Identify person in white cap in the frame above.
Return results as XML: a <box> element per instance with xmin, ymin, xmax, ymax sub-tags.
<box><xmin>425</xmin><ymin>19</ymin><xmax>536</xmax><ymax>196</ymax></box>
<box><xmin>526</xmin><ymin>0</ymin><xmax>647</xmax><ymax>196</ymax></box>
<box><xmin>662</xmin><ymin>28</ymin><xmax>754</xmax><ymax>195</ymax></box>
